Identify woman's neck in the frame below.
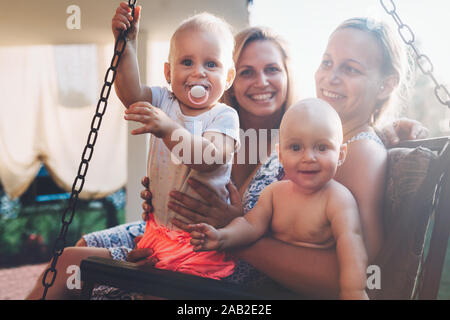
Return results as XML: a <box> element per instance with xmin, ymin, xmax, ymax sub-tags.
<box><xmin>239</xmin><ymin>109</ymin><xmax>282</xmax><ymax>132</ymax></box>
<box><xmin>343</xmin><ymin>119</ymin><xmax>372</xmax><ymax>143</ymax></box>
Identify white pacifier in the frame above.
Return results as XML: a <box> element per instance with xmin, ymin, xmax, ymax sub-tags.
<box><xmin>188</xmin><ymin>85</ymin><xmax>209</xmax><ymax>105</ymax></box>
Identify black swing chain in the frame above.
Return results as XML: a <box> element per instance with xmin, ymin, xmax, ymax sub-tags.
<box><xmin>380</xmin><ymin>0</ymin><xmax>450</xmax><ymax>113</ymax></box>
<box><xmin>40</xmin><ymin>0</ymin><xmax>137</xmax><ymax>300</ymax></box>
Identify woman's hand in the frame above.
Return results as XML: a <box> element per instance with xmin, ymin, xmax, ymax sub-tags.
<box><xmin>128</xmin><ymin>177</ymin><xmax>157</xmax><ymax>266</ymax></box>
<box><xmin>140</xmin><ymin>176</ymin><xmax>153</xmax><ymax>221</ymax></box>
<box><xmin>168</xmin><ymin>178</ymin><xmax>244</xmax><ymax>231</ymax></box>
<box><xmin>126</xmin><ymin>235</ymin><xmax>159</xmax><ymax>267</ymax></box>
<box><xmin>378</xmin><ymin>117</ymin><xmax>429</xmax><ymax>147</ymax></box>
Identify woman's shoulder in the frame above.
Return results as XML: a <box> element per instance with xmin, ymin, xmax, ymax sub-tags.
<box><xmin>345</xmin><ymin>129</ymin><xmax>387</xmax><ymax>164</ymax></box>
<box><xmin>346</xmin><ymin>137</ymin><xmax>387</xmax><ymax>163</ymax></box>
<box><xmin>341</xmin><ymin>139</ymin><xmax>387</xmax><ymax>184</ymax></box>
<box><xmin>337</xmin><ymin>133</ymin><xmax>388</xmax><ymax>195</ymax></box>
<box><xmin>345</xmin><ymin>130</ymin><xmax>384</xmax><ymax>147</ymax></box>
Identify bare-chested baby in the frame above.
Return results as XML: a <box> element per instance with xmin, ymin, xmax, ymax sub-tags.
<box><xmin>188</xmin><ymin>98</ymin><xmax>369</xmax><ymax>300</ymax></box>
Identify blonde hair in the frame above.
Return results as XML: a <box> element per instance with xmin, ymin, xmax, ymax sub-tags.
<box><xmin>222</xmin><ymin>27</ymin><xmax>295</xmax><ymax>128</ymax></box>
<box><xmin>333</xmin><ymin>18</ymin><xmax>411</xmax><ymax>125</ymax></box>
<box><xmin>169</xmin><ymin>12</ymin><xmax>235</xmax><ymax>68</ymax></box>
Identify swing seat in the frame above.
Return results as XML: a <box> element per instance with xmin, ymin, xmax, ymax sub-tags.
<box><xmin>80</xmin><ymin>137</ymin><xmax>450</xmax><ymax>300</ymax></box>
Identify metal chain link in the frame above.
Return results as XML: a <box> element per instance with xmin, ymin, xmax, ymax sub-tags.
<box><xmin>380</xmin><ymin>0</ymin><xmax>450</xmax><ymax>114</ymax></box>
<box><xmin>40</xmin><ymin>0</ymin><xmax>137</xmax><ymax>300</ymax></box>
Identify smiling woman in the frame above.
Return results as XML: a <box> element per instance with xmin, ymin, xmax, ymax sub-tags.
<box><xmin>231</xmin><ymin>40</ymin><xmax>288</xmax><ymax>120</ymax></box>
<box><xmin>315</xmin><ymin>19</ymin><xmax>406</xmax><ymax>132</ymax></box>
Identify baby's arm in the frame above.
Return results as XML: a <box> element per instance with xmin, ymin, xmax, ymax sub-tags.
<box><xmin>190</xmin><ymin>184</ymin><xmax>275</xmax><ymax>251</ymax></box>
<box><xmin>124</xmin><ymin>104</ymin><xmax>235</xmax><ymax>172</ymax></box>
<box><xmin>175</xmin><ymin>131</ymin><xmax>236</xmax><ymax>172</ymax></box>
<box><xmin>327</xmin><ymin>184</ymin><xmax>369</xmax><ymax>300</ymax></box>
<box><xmin>112</xmin><ymin>2</ymin><xmax>153</xmax><ymax>107</ymax></box>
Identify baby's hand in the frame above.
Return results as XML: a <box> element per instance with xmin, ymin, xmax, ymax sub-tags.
<box><xmin>124</xmin><ymin>102</ymin><xmax>178</xmax><ymax>138</ymax></box>
<box><xmin>112</xmin><ymin>2</ymin><xmax>141</xmax><ymax>41</ymax></box>
<box><xmin>188</xmin><ymin>223</ymin><xmax>222</xmax><ymax>252</ymax></box>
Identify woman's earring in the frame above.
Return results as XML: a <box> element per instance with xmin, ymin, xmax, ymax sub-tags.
<box><xmin>370</xmin><ymin>107</ymin><xmax>382</xmax><ymax>126</ymax></box>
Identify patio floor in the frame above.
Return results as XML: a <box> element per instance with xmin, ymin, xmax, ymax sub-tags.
<box><xmin>0</xmin><ymin>263</ymin><xmax>47</xmax><ymax>300</ymax></box>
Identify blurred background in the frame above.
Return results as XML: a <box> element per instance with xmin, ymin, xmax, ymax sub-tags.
<box><xmin>0</xmin><ymin>0</ymin><xmax>448</xmax><ymax>298</ymax></box>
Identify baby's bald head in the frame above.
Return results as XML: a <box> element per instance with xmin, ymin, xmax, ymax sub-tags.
<box><xmin>280</xmin><ymin>98</ymin><xmax>343</xmax><ymax>147</ymax></box>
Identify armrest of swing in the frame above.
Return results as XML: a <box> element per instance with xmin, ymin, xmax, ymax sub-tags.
<box><xmin>394</xmin><ymin>137</ymin><xmax>450</xmax><ymax>152</ymax></box>
<box><xmin>80</xmin><ymin>256</ymin><xmax>299</xmax><ymax>300</ymax></box>
<box><xmin>369</xmin><ymin>136</ymin><xmax>450</xmax><ymax>299</ymax></box>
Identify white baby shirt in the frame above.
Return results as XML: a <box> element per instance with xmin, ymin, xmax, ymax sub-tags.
<box><xmin>147</xmin><ymin>87</ymin><xmax>240</xmax><ymax>228</ymax></box>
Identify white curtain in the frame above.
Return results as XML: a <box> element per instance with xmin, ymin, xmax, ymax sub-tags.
<box><xmin>0</xmin><ymin>44</ymin><xmax>127</xmax><ymax>199</ymax></box>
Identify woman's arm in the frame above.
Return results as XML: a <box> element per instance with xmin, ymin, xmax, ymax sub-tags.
<box><xmin>235</xmin><ymin>237</ymin><xmax>340</xmax><ymax>298</ymax></box>
<box><xmin>334</xmin><ymin>140</ymin><xmax>387</xmax><ymax>262</ymax></box>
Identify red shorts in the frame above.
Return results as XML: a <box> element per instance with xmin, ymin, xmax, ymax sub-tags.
<box><xmin>137</xmin><ymin>215</ymin><xmax>235</xmax><ymax>280</ymax></box>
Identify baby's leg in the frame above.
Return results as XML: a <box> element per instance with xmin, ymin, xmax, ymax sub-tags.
<box><xmin>25</xmin><ymin>247</ymin><xmax>111</xmax><ymax>300</ymax></box>
<box><xmin>75</xmin><ymin>238</ymin><xmax>87</xmax><ymax>246</ymax></box>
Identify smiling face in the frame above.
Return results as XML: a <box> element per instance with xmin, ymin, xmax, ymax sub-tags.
<box><xmin>232</xmin><ymin>40</ymin><xmax>288</xmax><ymax>121</ymax></box>
<box><xmin>314</xmin><ymin>27</ymin><xmax>386</xmax><ymax>125</ymax></box>
<box><xmin>165</xmin><ymin>29</ymin><xmax>235</xmax><ymax>115</ymax></box>
<box><xmin>278</xmin><ymin>99</ymin><xmax>346</xmax><ymax>193</ymax></box>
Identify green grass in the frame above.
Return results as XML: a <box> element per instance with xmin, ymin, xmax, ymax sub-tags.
<box><xmin>0</xmin><ymin>200</ymin><xmax>125</xmax><ymax>267</ymax></box>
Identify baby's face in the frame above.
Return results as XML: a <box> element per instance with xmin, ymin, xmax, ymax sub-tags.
<box><xmin>165</xmin><ymin>29</ymin><xmax>235</xmax><ymax>114</ymax></box>
<box><xmin>278</xmin><ymin>105</ymin><xmax>344</xmax><ymax>193</ymax></box>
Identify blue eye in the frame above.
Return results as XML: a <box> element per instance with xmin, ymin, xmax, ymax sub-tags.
<box><xmin>344</xmin><ymin>65</ymin><xmax>361</xmax><ymax>74</ymax></box>
<box><xmin>291</xmin><ymin>144</ymin><xmax>301</xmax><ymax>151</ymax></box>
<box><xmin>182</xmin><ymin>59</ymin><xmax>193</xmax><ymax>66</ymax></box>
<box><xmin>318</xmin><ymin>144</ymin><xmax>328</xmax><ymax>152</ymax></box>
<box><xmin>206</xmin><ymin>61</ymin><xmax>217</xmax><ymax>68</ymax></box>
<box><xmin>265</xmin><ymin>66</ymin><xmax>280</xmax><ymax>74</ymax></box>
<box><xmin>239</xmin><ymin>69</ymin><xmax>253</xmax><ymax>77</ymax></box>
<box><xmin>321</xmin><ymin>60</ymin><xmax>332</xmax><ymax>68</ymax></box>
